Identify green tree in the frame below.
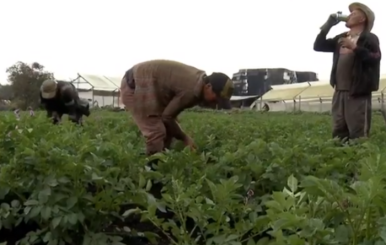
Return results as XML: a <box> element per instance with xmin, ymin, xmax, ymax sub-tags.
<box><xmin>0</xmin><ymin>84</ymin><xmax>13</xmax><ymax>100</ymax></box>
<box><xmin>6</xmin><ymin>61</ymin><xmax>53</xmax><ymax>109</ymax></box>
<box><xmin>0</xmin><ymin>84</ymin><xmax>13</xmax><ymax>110</ymax></box>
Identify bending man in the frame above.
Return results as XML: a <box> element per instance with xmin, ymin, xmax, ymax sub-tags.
<box><xmin>40</xmin><ymin>79</ymin><xmax>90</xmax><ymax>125</ymax></box>
<box><xmin>120</xmin><ymin>60</ymin><xmax>234</xmax><ymax>155</ymax></box>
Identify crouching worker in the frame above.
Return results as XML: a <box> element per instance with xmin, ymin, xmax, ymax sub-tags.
<box><xmin>40</xmin><ymin>79</ymin><xmax>91</xmax><ymax>125</ymax></box>
<box><xmin>120</xmin><ymin>60</ymin><xmax>234</xmax><ymax>157</ymax></box>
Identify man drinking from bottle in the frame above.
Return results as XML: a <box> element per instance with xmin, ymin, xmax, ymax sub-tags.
<box><xmin>314</xmin><ymin>2</ymin><xmax>381</xmax><ymax>140</ymax></box>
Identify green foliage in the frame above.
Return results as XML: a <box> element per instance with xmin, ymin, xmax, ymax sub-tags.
<box><xmin>5</xmin><ymin>61</ymin><xmax>53</xmax><ymax>110</ymax></box>
<box><xmin>0</xmin><ymin>110</ymin><xmax>386</xmax><ymax>245</ymax></box>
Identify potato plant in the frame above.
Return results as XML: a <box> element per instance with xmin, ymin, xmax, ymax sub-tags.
<box><xmin>0</xmin><ymin>110</ymin><xmax>386</xmax><ymax>245</ymax></box>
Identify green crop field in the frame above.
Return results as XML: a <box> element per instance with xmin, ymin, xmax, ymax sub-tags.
<box><xmin>1</xmin><ymin>110</ymin><xmax>386</xmax><ymax>245</ymax></box>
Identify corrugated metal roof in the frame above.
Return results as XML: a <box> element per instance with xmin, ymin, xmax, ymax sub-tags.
<box><xmin>230</xmin><ymin>95</ymin><xmax>259</xmax><ymax>101</ymax></box>
<box><xmin>104</xmin><ymin>76</ymin><xmax>122</xmax><ymax>88</ymax></box>
<box><xmin>271</xmin><ymin>82</ymin><xmax>310</xmax><ymax>90</ymax></box>
<box><xmin>79</xmin><ymin>74</ymin><xmax>118</xmax><ymax>91</ymax></box>
<box><xmin>262</xmin><ymin>86</ymin><xmax>308</xmax><ymax>101</ymax></box>
<box><xmin>299</xmin><ymin>82</ymin><xmax>334</xmax><ymax>99</ymax></box>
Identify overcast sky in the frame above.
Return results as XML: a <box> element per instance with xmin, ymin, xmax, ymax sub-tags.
<box><xmin>0</xmin><ymin>0</ymin><xmax>383</xmax><ymax>84</ymax></box>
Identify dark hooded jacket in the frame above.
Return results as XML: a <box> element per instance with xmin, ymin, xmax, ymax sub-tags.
<box><xmin>40</xmin><ymin>81</ymin><xmax>90</xmax><ymax>124</ymax></box>
<box><xmin>40</xmin><ymin>81</ymin><xmax>80</xmax><ymax>114</ymax></box>
<box><xmin>313</xmin><ymin>30</ymin><xmax>381</xmax><ymax>96</ymax></box>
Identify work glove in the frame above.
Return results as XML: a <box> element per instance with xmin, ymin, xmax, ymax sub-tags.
<box><xmin>77</xmin><ymin>99</ymin><xmax>91</xmax><ymax>117</ymax></box>
<box><xmin>82</xmin><ymin>104</ymin><xmax>91</xmax><ymax>117</ymax></box>
<box><xmin>50</xmin><ymin>111</ymin><xmax>62</xmax><ymax>125</ymax></box>
<box><xmin>320</xmin><ymin>14</ymin><xmax>340</xmax><ymax>32</ymax></box>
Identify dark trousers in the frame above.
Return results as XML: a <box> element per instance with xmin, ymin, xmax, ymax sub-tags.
<box><xmin>48</xmin><ymin>110</ymin><xmax>83</xmax><ymax>125</ymax></box>
<box><xmin>331</xmin><ymin>91</ymin><xmax>372</xmax><ymax>140</ymax></box>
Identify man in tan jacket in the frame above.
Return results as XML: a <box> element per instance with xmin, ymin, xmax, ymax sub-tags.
<box><xmin>120</xmin><ymin>60</ymin><xmax>234</xmax><ymax>155</ymax></box>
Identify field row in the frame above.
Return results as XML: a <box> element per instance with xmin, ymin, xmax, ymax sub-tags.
<box><xmin>0</xmin><ymin>111</ymin><xmax>385</xmax><ymax>245</ymax></box>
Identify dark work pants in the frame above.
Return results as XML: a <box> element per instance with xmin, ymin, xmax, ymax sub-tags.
<box><xmin>331</xmin><ymin>91</ymin><xmax>372</xmax><ymax>140</ymax></box>
<box><xmin>48</xmin><ymin>111</ymin><xmax>83</xmax><ymax>125</ymax></box>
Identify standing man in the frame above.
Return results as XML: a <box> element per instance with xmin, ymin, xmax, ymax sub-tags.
<box><xmin>120</xmin><ymin>60</ymin><xmax>234</xmax><ymax>156</ymax></box>
<box><xmin>40</xmin><ymin>79</ymin><xmax>91</xmax><ymax>125</ymax></box>
<box><xmin>314</xmin><ymin>2</ymin><xmax>381</xmax><ymax>140</ymax></box>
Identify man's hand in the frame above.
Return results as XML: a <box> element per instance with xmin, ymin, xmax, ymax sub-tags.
<box><xmin>327</xmin><ymin>14</ymin><xmax>340</xmax><ymax>26</ymax></box>
<box><xmin>338</xmin><ymin>37</ymin><xmax>357</xmax><ymax>50</ymax></box>
<box><xmin>320</xmin><ymin>14</ymin><xmax>340</xmax><ymax>31</ymax></box>
<box><xmin>183</xmin><ymin>135</ymin><xmax>197</xmax><ymax>151</ymax></box>
<box><xmin>51</xmin><ymin>111</ymin><xmax>61</xmax><ymax>125</ymax></box>
<box><xmin>79</xmin><ymin>105</ymin><xmax>91</xmax><ymax>117</ymax></box>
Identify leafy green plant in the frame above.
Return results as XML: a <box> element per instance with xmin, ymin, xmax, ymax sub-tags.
<box><xmin>0</xmin><ymin>110</ymin><xmax>386</xmax><ymax>245</ymax></box>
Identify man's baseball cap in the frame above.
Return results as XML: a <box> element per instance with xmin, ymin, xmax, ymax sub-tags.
<box><xmin>206</xmin><ymin>72</ymin><xmax>234</xmax><ymax>109</ymax></box>
<box><xmin>41</xmin><ymin>79</ymin><xmax>58</xmax><ymax>99</ymax></box>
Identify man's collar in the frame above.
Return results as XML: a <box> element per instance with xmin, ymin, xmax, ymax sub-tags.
<box><xmin>193</xmin><ymin>73</ymin><xmax>206</xmax><ymax>98</ymax></box>
<box><xmin>347</xmin><ymin>31</ymin><xmax>361</xmax><ymax>37</ymax></box>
